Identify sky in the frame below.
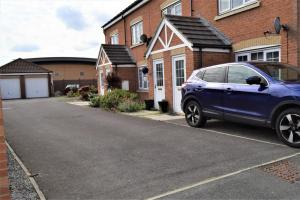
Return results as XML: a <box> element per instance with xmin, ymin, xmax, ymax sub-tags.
<box><xmin>0</xmin><ymin>0</ymin><xmax>135</xmax><ymax>65</ymax></box>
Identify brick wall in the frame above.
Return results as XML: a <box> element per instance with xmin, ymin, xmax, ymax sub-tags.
<box><xmin>0</xmin><ymin>100</ymin><xmax>10</xmax><ymax>199</ymax></box>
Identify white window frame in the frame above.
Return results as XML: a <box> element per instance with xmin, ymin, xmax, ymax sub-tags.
<box><xmin>218</xmin><ymin>0</ymin><xmax>257</xmax><ymax>14</ymax></box>
<box><xmin>138</xmin><ymin>66</ymin><xmax>149</xmax><ymax>90</ymax></box>
<box><xmin>235</xmin><ymin>47</ymin><xmax>281</xmax><ymax>62</ymax></box>
<box><xmin>111</xmin><ymin>33</ymin><xmax>119</xmax><ymax>44</ymax></box>
<box><xmin>131</xmin><ymin>21</ymin><xmax>143</xmax><ymax>45</ymax></box>
<box><xmin>162</xmin><ymin>1</ymin><xmax>182</xmax><ymax>16</ymax></box>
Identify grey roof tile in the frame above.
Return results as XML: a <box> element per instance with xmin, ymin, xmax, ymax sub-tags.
<box><xmin>0</xmin><ymin>58</ymin><xmax>52</xmax><ymax>74</ymax></box>
<box><xmin>102</xmin><ymin>44</ymin><xmax>136</xmax><ymax>65</ymax></box>
<box><xmin>165</xmin><ymin>15</ymin><xmax>231</xmax><ymax>48</ymax></box>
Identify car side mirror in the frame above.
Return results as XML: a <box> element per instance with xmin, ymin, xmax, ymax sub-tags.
<box><xmin>246</xmin><ymin>76</ymin><xmax>262</xmax><ymax>85</ymax></box>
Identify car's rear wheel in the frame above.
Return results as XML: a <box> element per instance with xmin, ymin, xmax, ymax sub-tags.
<box><xmin>276</xmin><ymin>108</ymin><xmax>300</xmax><ymax>148</ymax></box>
<box><xmin>184</xmin><ymin>100</ymin><xmax>207</xmax><ymax>128</ymax></box>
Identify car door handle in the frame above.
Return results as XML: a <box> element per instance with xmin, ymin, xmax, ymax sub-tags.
<box><xmin>225</xmin><ymin>88</ymin><xmax>233</xmax><ymax>94</ymax></box>
<box><xmin>194</xmin><ymin>86</ymin><xmax>203</xmax><ymax>92</ymax></box>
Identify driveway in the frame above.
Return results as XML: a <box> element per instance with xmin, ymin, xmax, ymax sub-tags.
<box><xmin>3</xmin><ymin>98</ymin><xmax>300</xmax><ymax>199</ymax></box>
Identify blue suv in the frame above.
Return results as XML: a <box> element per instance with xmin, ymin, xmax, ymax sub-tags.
<box><xmin>181</xmin><ymin>62</ymin><xmax>300</xmax><ymax>148</ymax></box>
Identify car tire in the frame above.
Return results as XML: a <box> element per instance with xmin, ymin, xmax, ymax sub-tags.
<box><xmin>184</xmin><ymin>100</ymin><xmax>207</xmax><ymax>128</ymax></box>
<box><xmin>275</xmin><ymin>108</ymin><xmax>300</xmax><ymax>148</ymax></box>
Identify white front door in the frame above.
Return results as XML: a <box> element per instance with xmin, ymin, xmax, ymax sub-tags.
<box><xmin>153</xmin><ymin>59</ymin><xmax>165</xmax><ymax>109</ymax></box>
<box><xmin>25</xmin><ymin>77</ymin><xmax>49</xmax><ymax>98</ymax></box>
<box><xmin>172</xmin><ymin>55</ymin><xmax>186</xmax><ymax>113</ymax></box>
<box><xmin>99</xmin><ymin>71</ymin><xmax>105</xmax><ymax>95</ymax></box>
<box><xmin>0</xmin><ymin>78</ymin><xmax>21</xmax><ymax>99</ymax></box>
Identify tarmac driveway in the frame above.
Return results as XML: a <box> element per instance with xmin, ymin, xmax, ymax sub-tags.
<box><xmin>3</xmin><ymin>98</ymin><xmax>300</xmax><ymax>199</ymax></box>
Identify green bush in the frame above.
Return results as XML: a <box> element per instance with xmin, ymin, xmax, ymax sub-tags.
<box><xmin>89</xmin><ymin>95</ymin><xmax>101</xmax><ymax>107</ymax></box>
<box><xmin>67</xmin><ymin>90</ymin><xmax>80</xmax><ymax>98</ymax></box>
<box><xmin>89</xmin><ymin>89</ymin><xmax>143</xmax><ymax>112</ymax></box>
<box><xmin>117</xmin><ymin>100</ymin><xmax>145</xmax><ymax>113</ymax></box>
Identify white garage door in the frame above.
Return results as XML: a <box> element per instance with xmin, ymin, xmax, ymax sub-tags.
<box><xmin>0</xmin><ymin>78</ymin><xmax>21</xmax><ymax>99</ymax></box>
<box><xmin>25</xmin><ymin>78</ymin><xmax>49</xmax><ymax>98</ymax></box>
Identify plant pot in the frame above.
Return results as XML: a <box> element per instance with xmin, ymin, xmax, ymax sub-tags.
<box><xmin>158</xmin><ymin>101</ymin><xmax>168</xmax><ymax>113</ymax></box>
<box><xmin>144</xmin><ymin>99</ymin><xmax>154</xmax><ymax>110</ymax></box>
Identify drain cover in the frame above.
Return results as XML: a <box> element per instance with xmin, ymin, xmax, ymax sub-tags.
<box><xmin>260</xmin><ymin>160</ymin><xmax>300</xmax><ymax>183</ymax></box>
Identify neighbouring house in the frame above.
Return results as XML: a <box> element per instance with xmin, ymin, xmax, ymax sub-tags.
<box><xmin>26</xmin><ymin>57</ymin><xmax>97</xmax><ymax>93</ymax></box>
<box><xmin>0</xmin><ymin>58</ymin><xmax>53</xmax><ymax>100</ymax></box>
<box><xmin>97</xmin><ymin>0</ymin><xmax>300</xmax><ymax>113</ymax></box>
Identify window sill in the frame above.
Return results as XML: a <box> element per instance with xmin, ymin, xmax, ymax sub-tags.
<box><xmin>137</xmin><ymin>89</ymin><xmax>149</xmax><ymax>93</ymax></box>
<box><xmin>214</xmin><ymin>1</ymin><xmax>260</xmax><ymax>21</ymax></box>
<box><xmin>130</xmin><ymin>43</ymin><xmax>144</xmax><ymax>49</ymax></box>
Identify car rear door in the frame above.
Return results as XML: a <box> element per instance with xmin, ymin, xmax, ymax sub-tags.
<box><xmin>223</xmin><ymin>64</ymin><xmax>270</xmax><ymax>125</ymax></box>
<box><xmin>196</xmin><ymin>66</ymin><xmax>226</xmax><ymax>119</ymax></box>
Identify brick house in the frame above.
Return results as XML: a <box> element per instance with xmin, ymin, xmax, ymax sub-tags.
<box><xmin>97</xmin><ymin>0</ymin><xmax>300</xmax><ymax>113</ymax></box>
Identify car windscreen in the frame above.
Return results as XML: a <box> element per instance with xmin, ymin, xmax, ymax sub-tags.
<box><xmin>253</xmin><ymin>63</ymin><xmax>300</xmax><ymax>82</ymax></box>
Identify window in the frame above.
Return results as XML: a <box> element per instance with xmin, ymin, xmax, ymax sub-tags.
<box><xmin>156</xmin><ymin>63</ymin><xmax>164</xmax><ymax>86</ymax></box>
<box><xmin>111</xmin><ymin>33</ymin><xmax>119</xmax><ymax>44</ymax></box>
<box><xmin>162</xmin><ymin>1</ymin><xmax>182</xmax><ymax>16</ymax></box>
<box><xmin>131</xmin><ymin>21</ymin><xmax>143</xmax><ymax>45</ymax></box>
<box><xmin>219</xmin><ymin>0</ymin><xmax>256</xmax><ymax>13</ymax></box>
<box><xmin>228</xmin><ymin>65</ymin><xmax>262</xmax><ymax>84</ymax></box>
<box><xmin>253</xmin><ymin>63</ymin><xmax>300</xmax><ymax>82</ymax></box>
<box><xmin>138</xmin><ymin>67</ymin><xmax>149</xmax><ymax>90</ymax></box>
<box><xmin>236</xmin><ymin>48</ymin><xmax>281</xmax><ymax>62</ymax></box>
<box><xmin>175</xmin><ymin>59</ymin><xmax>185</xmax><ymax>86</ymax></box>
<box><xmin>203</xmin><ymin>67</ymin><xmax>226</xmax><ymax>83</ymax></box>
<box><xmin>266</xmin><ymin>51</ymin><xmax>280</xmax><ymax>62</ymax></box>
<box><xmin>237</xmin><ymin>54</ymin><xmax>249</xmax><ymax>62</ymax></box>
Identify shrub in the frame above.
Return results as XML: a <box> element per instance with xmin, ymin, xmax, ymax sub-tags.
<box><xmin>89</xmin><ymin>89</ymin><xmax>143</xmax><ymax>112</ymax></box>
<box><xmin>79</xmin><ymin>85</ymin><xmax>98</xmax><ymax>101</ymax></box>
<box><xmin>89</xmin><ymin>96</ymin><xmax>101</xmax><ymax>108</ymax></box>
<box><xmin>67</xmin><ymin>90</ymin><xmax>80</xmax><ymax>98</ymax></box>
<box><xmin>117</xmin><ymin>100</ymin><xmax>145</xmax><ymax>113</ymax></box>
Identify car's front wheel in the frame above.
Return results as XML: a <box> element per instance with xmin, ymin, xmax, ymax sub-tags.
<box><xmin>184</xmin><ymin>100</ymin><xmax>207</xmax><ymax>128</ymax></box>
<box><xmin>276</xmin><ymin>108</ymin><xmax>300</xmax><ymax>148</ymax></box>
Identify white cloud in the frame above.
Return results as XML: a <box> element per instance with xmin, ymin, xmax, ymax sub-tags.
<box><xmin>0</xmin><ymin>0</ymin><xmax>135</xmax><ymax>65</ymax></box>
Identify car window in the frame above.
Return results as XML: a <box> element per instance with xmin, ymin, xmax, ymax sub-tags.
<box><xmin>228</xmin><ymin>65</ymin><xmax>264</xmax><ymax>84</ymax></box>
<box><xmin>253</xmin><ymin>63</ymin><xmax>300</xmax><ymax>82</ymax></box>
<box><xmin>202</xmin><ymin>67</ymin><xmax>226</xmax><ymax>83</ymax></box>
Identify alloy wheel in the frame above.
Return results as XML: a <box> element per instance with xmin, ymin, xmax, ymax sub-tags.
<box><xmin>186</xmin><ymin>104</ymin><xmax>200</xmax><ymax>126</ymax></box>
<box><xmin>279</xmin><ymin>114</ymin><xmax>300</xmax><ymax>144</ymax></box>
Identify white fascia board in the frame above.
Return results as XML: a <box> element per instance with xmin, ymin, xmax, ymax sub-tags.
<box><xmin>164</xmin><ymin>19</ymin><xmax>193</xmax><ymax>50</ymax></box>
<box><xmin>0</xmin><ymin>73</ymin><xmax>49</xmax><ymax>76</ymax></box>
<box><xmin>234</xmin><ymin>45</ymin><xmax>281</xmax><ymax>53</ymax></box>
<box><xmin>103</xmin><ymin>0</ymin><xmax>150</xmax><ymax>30</ymax></box>
<box><xmin>145</xmin><ymin>19</ymin><xmax>167</xmax><ymax>58</ymax></box>
<box><xmin>112</xmin><ymin>64</ymin><xmax>136</xmax><ymax>68</ymax></box>
<box><xmin>202</xmin><ymin>48</ymin><xmax>231</xmax><ymax>53</ymax></box>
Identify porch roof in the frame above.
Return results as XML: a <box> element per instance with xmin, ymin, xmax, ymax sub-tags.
<box><xmin>164</xmin><ymin>15</ymin><xmax>231</xmax><ymax>48</ymax></box>
<box><xmin>101</xmin><ymin>44</ymin><xmax>136</xmax><ymax>65</ymax></box>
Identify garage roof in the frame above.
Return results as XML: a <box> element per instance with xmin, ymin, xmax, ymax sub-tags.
<box><xmin>26</xmin><ymin>57</ymin><xmax>97</xmax><ymax>65</ymax></box>
<box><xmin>0</xmin><ymin>58</ymin><xmax>52</xmax><ymax>74</ymax></box>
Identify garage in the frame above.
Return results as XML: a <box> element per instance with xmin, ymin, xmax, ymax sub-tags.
<box><xmin>0</xmin><ymin>58</ymin><xmax>53</xmax><ymax>99</ymax></box>
<box><xmin>0</xmin><ymin>78</ymin><xmax>21</xmax><ymax>99</ymax></box>
<box><xmin>25</xmin><ymin>77</ymin><xmax>49</xmax><ymax>98</ymax></box>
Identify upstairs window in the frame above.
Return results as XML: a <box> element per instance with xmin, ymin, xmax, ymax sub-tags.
<box><xmin>131</xmin><ymin>21</ymin><xmax>143</xmax><ymax>45</ymax></box>
<box><xmin>219</xmin><ymin>0</ymin><xmax>256</xmax><ymax>13</ymax></box>
<box><xmin>111</xmin><ymin>33</ymin><xmax>119</xmax><ymax>44</ymax></box>
<box><xmin>162</xmin><ymin>1</ymin><xmax>182</xmax><ymax>16</ymax></box>
<box><xmin>236</xmin><ymin>48</ymin><xmax>280</xmax><ymax>62</ymax></box>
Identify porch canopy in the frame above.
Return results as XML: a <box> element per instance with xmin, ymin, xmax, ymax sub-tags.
<box><xmin>145</xmin><ymin>15</ymin><xmax>232</xmax><ymax>58</ymax></box>
<box><xmin>97</xmin><ymin>44</ymin><xmax>136</xmax><ymax>68</ymax></box>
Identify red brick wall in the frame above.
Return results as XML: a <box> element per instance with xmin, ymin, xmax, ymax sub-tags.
<box><xmin>0</xmin><ymin>100</ymin><xmax>10</xmax><ymax>200</ymax></box>
<box><xmin>104</xmin><ymin>0</ymin><xmax>299</xmax><ymax>66</ymax></box>
<box><xmin>192</xmin><ymin>0</ymin><xmax>299</xmax><ymax>65</ymax></box>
